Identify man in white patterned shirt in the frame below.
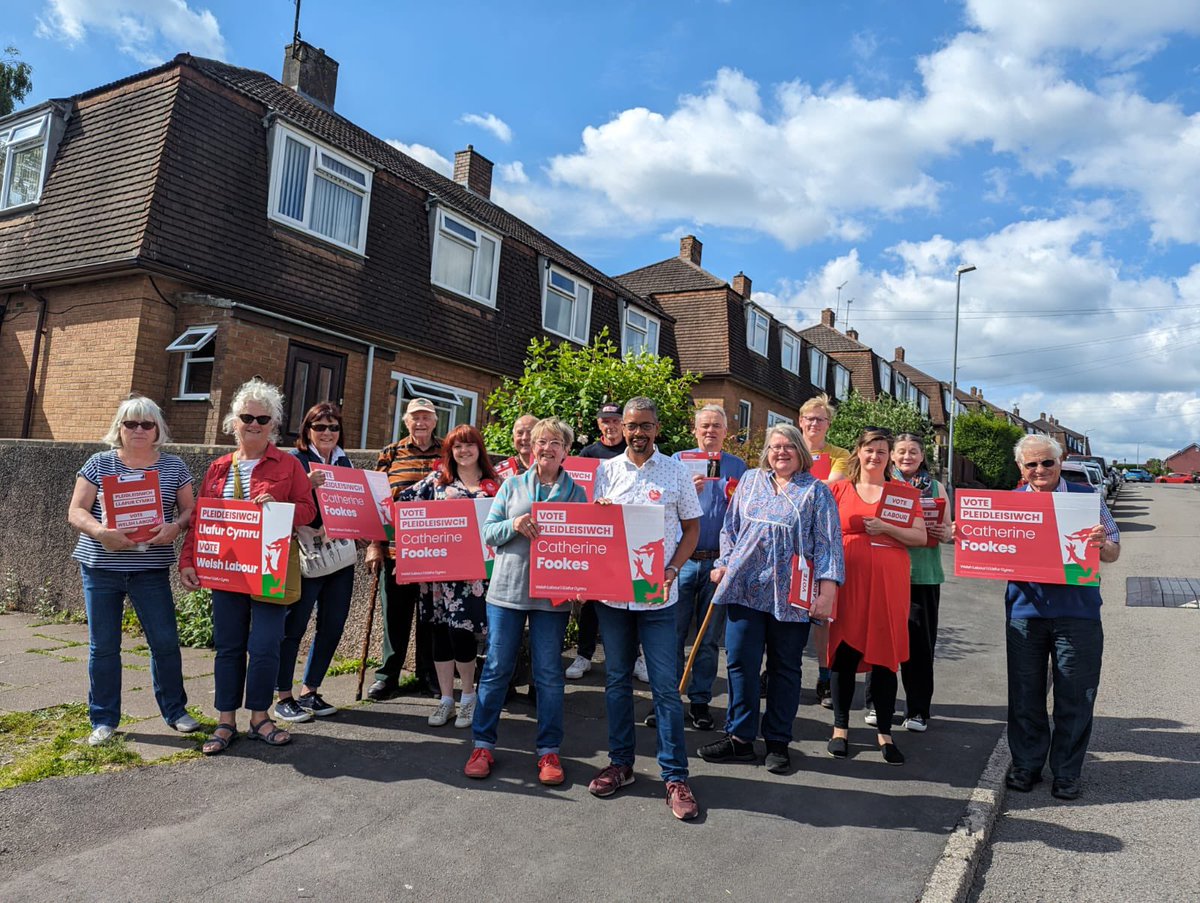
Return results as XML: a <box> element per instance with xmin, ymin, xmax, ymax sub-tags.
<box><xmin>586</xmin><ymin>397</ymin><xmax>703</xmax><ymax>821</ymax></box>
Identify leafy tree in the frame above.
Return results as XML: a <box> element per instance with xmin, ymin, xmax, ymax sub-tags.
<box><xmin>826</xmin><ymin>391</ymin><xmax>934</xmax><ymax>459</ymax></box>
<box><xmin>483</xmin><ymin>329</ymin><xmax>701</xmax><ymax>455</ymax></box>
<box><xmin>952</xmin><ymin>410</ymin><xmax>1025</xmax><ymax>489</ymax></box>
<box><xmin>1145</xmin><ymin>457</ymin><xmax>1165</xmax><ymax>476</ymax></box>
<box><xmin>1</xmin><ymin>47</ymin><xmax>33</xmax><ymax>117</ymax></box>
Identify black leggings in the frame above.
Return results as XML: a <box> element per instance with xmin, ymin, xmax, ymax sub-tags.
<box><xmin>431</xmin><ymin>623</ymin><xmax>477</xmax><ymax>664</ymax></box>
<box><xmin>831</xmin><ymin>642</ymin><xmax>897</xmax><ymax>734</ymax></box>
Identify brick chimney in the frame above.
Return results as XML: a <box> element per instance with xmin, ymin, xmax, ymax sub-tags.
<box><xmin>895</xmin><ymin>346</ymin><xmax>905</xmax><ymax>362</ymax></box>
<box><xmin>1039</xmin><ymin>412</ymin><xmax>1046</xmax><ymax>421</ymax></box>
<box><xmin>453</xmin><ymin>145</ymin><xmax>493</xmax><ymax>199</ymax></box>
<box><xmin>846</xmin><ymin>328</ymin><xmax>859</xmax><ymax>341</ymax></box>
<box><xmin>1012</xmin><ymin>405</ymin><xmax>1020</xmax><ymax>417</ymax></box>
<box><xmin>820</xmin><ymin>308</ymin><xmax>836</xmax><ymax>327</ymax></box>
<box><xmin>970</xmin><ymin>386</ymin><xmax>978</xmax><ymax>397</ymax></box>
<box><xmin>680</xmin><ymin>235</ymin><xmax>702</xmax><ymax>265</ymax></box>
<box><xmin>732</xmin><ymin>272</ymin><xmax>752</xmax><ymax>299</ymax></box>
<box><xmin>283</xmin><ymin>41</ymin><xmax>338</xmax><ymax>111</ymax></box>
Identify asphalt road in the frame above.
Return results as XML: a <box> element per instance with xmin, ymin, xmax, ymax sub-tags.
<box><xmin>969</xmin><ymin>482</ymin><xmax>1200</xmax><ymax>903</ymax></box>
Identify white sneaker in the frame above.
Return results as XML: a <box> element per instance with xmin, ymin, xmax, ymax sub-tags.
<box><xmin>170</xmin><ymin>714</ymin><xmax>202</xmax><ymax>733</ymax></box>
<box><xmin>428</xmin><ymin>699</ymin><xmax>455</xmax><ymax>727</ymax></box>
<box><xmin>455</xmin><ymin>698</ymin><xmax>476</xmax><ymax>729</ymax></box>
<box><xmin>904</xmin><ymin>714</ymin><xmax>928</xmax><ymax>732</ymax></box>
<box><xmin>864</xmin><ymin>709</ymin><xmax>878</xmax><ymax>727</ymax></box>
<box><xmin>633</xmin><ymin>655</ymin><xmax>649</xmax><ymax>684</ymax></box>
<box><xmin>565</xmin><ymin>656</ymin><xmax>592</xmax><ymax>679</ymax></box>
<box><xmin>87</xmin><ymin>725</ymin><xmax>116</xmax><ymax>747</ymax></box>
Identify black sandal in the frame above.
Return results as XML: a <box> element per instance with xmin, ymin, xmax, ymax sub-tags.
<box><xmin>202</xmin><ymin>723</ymin><xmax>238</xmax><ymax>756</ymax></box>
<box><xmin>248</xmin><ymin>718</ymin><xmax>291</xmax><ymax>746</ymax></box>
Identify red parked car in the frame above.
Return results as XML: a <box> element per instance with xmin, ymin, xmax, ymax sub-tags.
<box><xmin>1155</xmin><ymin>472</ymin><xmax>1195</xmax><ymax>483</ymax></box>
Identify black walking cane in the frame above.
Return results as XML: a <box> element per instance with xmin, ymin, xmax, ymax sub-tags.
<box><xmin>355</xmin><ymin>569</ymin><xmax>382</xmax><ymax>701</ymax></box>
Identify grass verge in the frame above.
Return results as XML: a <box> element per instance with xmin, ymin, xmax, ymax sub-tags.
<box><xmin>0</xmin><ymin>704</ymin><xmax>141</xmax><ymax>790</ymax></box>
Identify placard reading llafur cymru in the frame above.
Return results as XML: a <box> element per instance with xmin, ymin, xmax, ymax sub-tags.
<box><xmin>529</xmin><ymin>503</ymin><xmax>665</xmax><ymax>604</ymax></box>
<box><xmin>392</xmin><ymin>498</ymin><xmax>493</xmax><ymax>584</ymax></box>
<box><xmin>193</xmin><ymin>499</ymin><xmax>296</xmax><ymax>598</ymax></box>
<box><xmin>310</xmin><ymin>464</ymin><xmax>394</xmax><ymax>541</ymax></box>
<box><xmin>954</xmin><ymin>490</ymin><xmax>1101</xmax><ymax>585</ymax></box>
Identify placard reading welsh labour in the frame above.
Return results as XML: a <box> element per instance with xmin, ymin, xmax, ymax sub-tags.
<box><xmin>493</xmin><ymin>456</ymin><xmax>521</xmax><ymax>480</ymax></box>
<box><xmin>810</xmin><ymin>453</ymin><xmax>832</xmax><ymax>481</ymax></box>
<box><xmin>392</xmin><ymin>498</ymin><xmax>490</xmax><ymax>584</ymax></box>
<box><xmin>101</xmin><ymin>470</ymin><xmax>163</xmax><ymax>544</ymax></box>
<box><xmin>871</xmin><ymin>481</ymin><xmax>922</xmax><ymax>548</ymax></box>
<box><xmin>193</xmin><ymin>499</ymin><xmax>296</xmax><ymax>598</ymax></box>
<box><xmin>954</xmin><ymin>490</ymin><xmax>1102</xmax><ymax>585</ymax></box>
<box><xmin>310</xmin><ymin>464</ymin><xmax>394</xmax><ymax>541</ymax></box>
<box><xmin>679</xmin><ymin>451</ymin><xmax>721</xmax><ymax>480</ymax></box>
<box><xmin>529</xmin><ymin>503</ymin><xmax>666</xmax><ymax>604</ymax></box>
<box><xmin>562</xmin><ymin>456</ymin><xmax>601</xmax><ymax>501</ymax></box>
<box><xmin>920</xmin><ymin>497</ymin><xmax>948</xmax><ymax>548</ymax></box>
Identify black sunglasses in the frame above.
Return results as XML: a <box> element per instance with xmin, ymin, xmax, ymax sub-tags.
<box><xmin>1022</xmin><ymin>459</ymin><xmax>1058</xmax><ymax>471</ymax></box>
<box><xmin>122</xmin><ymin>420</ymin><xmax>156</xmax><ymax>431</ymax></box>
<box><xmin>310</xmin><ymin>423</ymin><xmax>341</xmax><ymax>433</ymax></box>
<box><xmin>238</xmin><ymin>414</ymin><xmax>272</xmax><ymax>425</ymax></box>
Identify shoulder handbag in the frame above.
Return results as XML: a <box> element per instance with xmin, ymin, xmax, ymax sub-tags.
<box><xmin>294</xmin><ymin>524</ymin><xmax>357</xmax><ymax>578</ymax></box>
<box><xmin>233</xmin><ymin>453</ymin><xmax>302</xmax><ymax>605</ymax></box>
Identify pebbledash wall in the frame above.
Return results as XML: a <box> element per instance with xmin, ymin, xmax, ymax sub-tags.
<box><xmin>0</xmin><ymin>439</ymin><xmax>386</xmax><ymax>662</ymax></box>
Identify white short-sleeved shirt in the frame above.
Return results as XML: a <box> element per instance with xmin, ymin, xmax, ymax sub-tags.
<box><xmin>594</xmin><ymin>450</ymin><xmax>704</xmax><ymax>611</ymax></box>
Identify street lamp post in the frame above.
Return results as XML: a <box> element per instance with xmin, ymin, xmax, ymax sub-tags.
<box><xmin>946</xmin><ymin>264</ymin><xmax>976</xmax><ymax>498</ymax></box>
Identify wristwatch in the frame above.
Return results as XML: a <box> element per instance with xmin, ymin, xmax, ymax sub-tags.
<box><xmin>665</xmin><ymin>565</ymin><xmax>679</xmax><ymax>577</ymax></box>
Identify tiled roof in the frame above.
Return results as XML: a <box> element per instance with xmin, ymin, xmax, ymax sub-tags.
<box><xmin>798</xmin><ymin>322</ymin><xmax>870</xmax><ymax>353</ymax></box>
<box><xmin>616</xmin><ymin>257</ymin><xmax>726</xmax><ymax>297</ymax></box>
<box><xmin>892</xmin><ymin>359</ymin><xmax>947</xmax><ymax>425</ymax></box>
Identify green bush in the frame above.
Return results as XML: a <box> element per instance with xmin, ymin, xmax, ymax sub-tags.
<box><xmin>826</xmin><ymin>391</ymin><xmax>935</xmax><ymax>461</ymax></box>
<box><xmin>176</xmin><ymin>589</ymin><xmax>214</xmax><ymax>648</ymax></box>
<box><xmin>952</xmin><ymin>410</ymin><xmax>1026</xmax><ymax>488</ymax></box>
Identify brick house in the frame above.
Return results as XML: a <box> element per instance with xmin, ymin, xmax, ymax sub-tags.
<box><xmin>889</xmin><ymin>347</ymin><xmax>946</xmax><ymax>442</ymax></box>
<box><xmin>0</xmin><ymin>44</ymin><xmax>673</xmax><ymax>448</ymax></box>
<box><xmin>1028</xmin><ymin>414</ymin><xmax>1090</xmax><ymax>456</ymax></box>
<box><xmin>617</xmin><ymin>236</ymin><xmax>819</xmax><ymax>437</ymax></box>
<box><xmin>1164</xmin><ymin>443</ymin><xmax>1200</xmax><ymax>474</ymax></box>
<box><xmin>800</xmin><ymin>309</ymin><xmax>902</xmax><ymax>408</ymax></box>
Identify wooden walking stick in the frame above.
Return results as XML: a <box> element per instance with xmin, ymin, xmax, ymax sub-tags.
<box><xmin>678</xmin><ymin>600</ymin><xmax>718</xmax><ymax>695</ymax></box>
<box><xmin>354</xmin><ymin>569</ymin><xmax>382</xmax><ymax>701</ymax></box>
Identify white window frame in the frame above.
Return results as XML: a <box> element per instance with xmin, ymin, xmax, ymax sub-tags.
<box><xmin>542</xmin><ymin>264</ymin><xmax>592</xmax><ymax>344</ymax></box>
<box><xmin>390</xmin><ymin>373</ymin><xmax>478</xmax><ymax>441</ymax></box>
<box><xmin>430</xmin><ymin>208</ymin><xmax>502</xmax><ymax>307</ymax></box>
<box><xmin>621</xmin><ymin>303</ymin><xmax>660</xmax><ymax>357</ymax></box>
<box><xmin>1</xmin><ymin>112</ymin><xmax>51</xmax><ymax>211</ymax></box>
<box><xmin>834</xmin><ymin>363</ymin><xmax>851</xmax><ymax>400</ymax></box>
<box><xmin>780</xmin><ymin>331</ymin><xmax>801</xmax><ymax>375</ymax></box>
<box><xmin>767</xmin><ymin>411</ymin><xmax>793</xmax><ymax>426</ymax></box>
<box><xmin>809</xmin><ymin>347</ymin><xmax>829</xmax><ymax>389</ymax></box>
<box><xmin>746</xmin><ymin>307</ymin><xmax>769</xmax><ymax>358</ymax></box>
<box><xmin>943</xmin><ymin>387</ymin><xmax>953</xmax><ymax>418</ymax></box>
<box><xmin>918</xmin><ymin>392</ymin><xmax>930</xmax><ymax>417</ymax></box>
<box><xmin>166</xmin><ymin>325</ymin><xmax>218</xmax><ymax>401</ymax></box>
<box><xmin>896</xmin><ymin>373</ymin><xmax>909</xmax><ymax>401</ymax></box>
<box><xmin>267</xmin><ymin>122</ymin><xmax>373</xmax><ymax>255</ymax></box>
<box><xmin>737</xmin><ymin>399</ymin><xmax>752</xmax><ymax>438</ymax></box>
<box><xmin>879</xmin><ymin>360</ymin><xmax>893</xmax><ymax>395</ymax></box>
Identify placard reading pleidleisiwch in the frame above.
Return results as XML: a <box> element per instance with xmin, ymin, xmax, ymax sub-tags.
<box><xmin>194</xmin><ymin>499</ymin><xmax>296</xmax><ymax>598</ymax></box>
<box><xmin>392</xmin><ymin>498</ymin><xmax>495</xmax><ymax>584</ymax></box>
<box><xmin>529</xmin><ymin>503</ymin><xmax>666</xmax><ymax>604</ymax></box>
<box><xmin>954</xmin><ymin>489</ymin><xmax>1101</xmax><ymax>585</ymax></box>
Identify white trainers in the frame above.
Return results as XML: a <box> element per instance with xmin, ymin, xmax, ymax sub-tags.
<box><xmin>428</xmin><ymin>699</ymin><xmax>456</xmax><ymax>727</ymax></box>
<box><xmin>633</xmin><ymin>654</ymin><xmax>650</xmax><ymax>684</ymax></box>
<box><xmin>864</xmin><ymin>709</ymin><xmax>878</xmax><ymax>727</ymax></box>
<box><xmin>170</xmin><ymin>714</ymin><xmax>202</xmax><ymax>733</ymax></box>
<box><xmin>455</xmin><ymin>698</ymin><xmax>476</xmax><ymax>729</ymax></box>
<box><xmin>87</xmin><ymin>725</ymin><xmax>116</xmax><ymax>747</ymax></box>
<box><xmin>904</xmin><ymin>714</ymin><xmax>928</xmax><ymax>732</ymax></box>
<box><xmin>565</xmin><ymin>656</ymin><xmax>592</xmax><ymax>679</ymax></box>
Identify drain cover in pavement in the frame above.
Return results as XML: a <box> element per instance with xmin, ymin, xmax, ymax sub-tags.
<box><xmin>1126</xmin><ymin>576</ymin><xmax>1200</xmax><ymax>607</ymax></box>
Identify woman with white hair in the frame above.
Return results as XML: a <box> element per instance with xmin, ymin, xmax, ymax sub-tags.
<box><xmin>68</xmin><ymin>395</ymin><xmax>200</xmax><ymax>747</ymax></box>
<box><xmin>180</xmin><ymin>379</ymin><xmax>316</xmax><ymax>755</ymax></box>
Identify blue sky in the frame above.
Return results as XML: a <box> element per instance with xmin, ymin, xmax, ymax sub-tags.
<box><xmin>7</xmin><ymin>0</ymin><xmax>1200</xmax><ymax>463</ymax></box>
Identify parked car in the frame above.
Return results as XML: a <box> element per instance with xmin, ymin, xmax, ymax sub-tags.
<box><xmin>1124</xmin><ymin>468</ymin><xmax>1154</xmax><ymax>483</ymax></box>
<box><xmin>1156</xmin><ymin>472</ymin><xmax>1194</xmax><ymax>484</ymax></box>
<box><xmin>1068</xmin><ymin>455</ymin><xmax>1119</xmax><ymax>499</ymax></box>
<box><xmin>1061</xmin><ymin>460</ymin><xmax>1103</xmax><ymax>491</ymax></box>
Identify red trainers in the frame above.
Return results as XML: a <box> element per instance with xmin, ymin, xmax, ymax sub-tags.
<box><xmin>666</xmin><ymin>780</ymin><xmax>699</xmax><ymax>820</ymax></box>
<box><xmin>537</xmin><ymin>753</ymin><xmax>565</xmax><ymax>785</ymax></box>
<box><xmin>588</xmin><ymin>763</ymin><xmax>635</xmax><ymax>798</ymax></box>
<box><xmin>464</xmin><ymin>748</ymin><xmax>494</xmax><ymax>779</ymax></box>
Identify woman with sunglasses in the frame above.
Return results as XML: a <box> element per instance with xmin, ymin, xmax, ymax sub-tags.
<box><xmin>68</xmin><ymin>396</ymin><xmax>199</xmax><ymax>747</ymax></box>
<box><xmin>395</xmin><ymin>424</ymin><xmax>502</xmax><ymax>729</ymax></box>
<box><xmin>180</xmin><ymin>379</ymin><xmax>316</xmax><ymax>755</ymax></box>
<box><xmin>271</xmin><ymin>403</ymin><xmax>358</xmax><ymax>723</ymax></box>
<box><xmin>827</xmin><ymin>427</ymin><xmax>927</xmax><ymax>765</ymax></box>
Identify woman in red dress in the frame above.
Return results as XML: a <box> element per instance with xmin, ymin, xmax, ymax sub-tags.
<box><xmin>827</xmin><ymin>428</ymin><xmax>927</xmax><ymax>764</ymax></box>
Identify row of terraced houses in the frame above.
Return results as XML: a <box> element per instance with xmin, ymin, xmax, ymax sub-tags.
<box><xmin>0</xmin><ymin>42</ymin><xmax>1091</xmax><ymax>460</ymax></box>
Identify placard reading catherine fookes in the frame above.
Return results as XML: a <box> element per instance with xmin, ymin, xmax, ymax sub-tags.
<box><xmin>193</xmin><ymin>499</ymin><xmax>296</xmax><ymax>598</ymax></box>
<box><xmin>529</xmin><ymin>503</ymin><xmax>666</xmax><ymax>604</ymax></box>
<box><xmin>310</xmin><ymin>464</ymin><xmax>394</xmax><ymax>541</ymax></box>
<box><xmin>101</xmin><ymin>470</ymin><xmax>163</xmax><ymax>543</ymax></box>
<box><xmin>562</xmin><ymin>456</ymin><xmax>601</xmax><ymax>501</ymax></box>
<box><xmin>392</xmin><ymin>498</ymin><xmax>493</xmax><ymax>583</ymax></box>
<box><xmin>954</xmin><ymin>490</ymin><xmax>1101</xmax><ymax>585</ymax></box>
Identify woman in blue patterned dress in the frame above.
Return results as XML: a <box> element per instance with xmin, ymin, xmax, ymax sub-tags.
<box><xmin>699</xmin><ymin>424</ymin><xmax>844</xmax><ymax>774</ymax></box>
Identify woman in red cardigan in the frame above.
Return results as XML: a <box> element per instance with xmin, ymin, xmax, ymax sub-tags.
<box><xmin>180</xmin><ymin>379</ymin><xmax>316</xmax><ymax>755</ymax></box>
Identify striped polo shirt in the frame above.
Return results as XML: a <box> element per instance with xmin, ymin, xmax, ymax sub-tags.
<box><xmin>376</xmin><ymin>435</ymin><xmax>442</xmax><ymax>557</ymax></box>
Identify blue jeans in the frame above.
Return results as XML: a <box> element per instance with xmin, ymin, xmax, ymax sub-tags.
<box><xmin>595</xmin><ymin>603</ymin><xmax>688</xmax><ymax>783</ymax></box>
<box><xmin>276</xmin><ymin>566</ymin><xmax>355</xmax><ymax>692</ymax></box>
<box><xmin>211</xmin><ymin>590</ymin><xmax>289</xmax><ymax>712</ymax></box>
<box><xmin>80</xmin><ymin>565</ymin><xmax>188</xmax><ymax>729</ymax></box>
<box><xmin>1007</xmin><ymin>616</ymin><xmax>1104</xmax><ymax>781</ymax></box>
<box><xmin>675</xmin><ymin>559</ymin><xmax>724</xmax><ymax>704</ymax></box>
<box><xmin>724</xmin><ymin>604</ymin><xmax>810</xmax><ymax>744</ymax></box>
<box><xmin>473</xmin><ymin>604</ymin><xmax>569</xmax><ymax>755</ymax></box>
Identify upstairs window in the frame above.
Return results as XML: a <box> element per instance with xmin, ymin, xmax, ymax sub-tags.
<box><xmin>942</xmin><ymin>387</ymin><xmax>953</xmax><ymax>418</ymax></box>
<box><xmin>543</xmin><ymin>265</ymin><xmax>592</xmax><ymax>344</ymax></box>
<box><xmin>918</xmin><ymin>392</ymin><xmax>930</xmax><ymax>416</ymax></box>
<box><xmin>908</xmin><ymin>382</ymin><xmax>920</xmax><ymax>405</ymax></box>
<box><xmin>896</xmin><ymin>373</ymin><xmax>909</xmax><ymax>401</ymax></box>
<box><xmin>431</xmin><ymin>209</ymin><xmax>501</xmax><ymax>306</ymax></box>
<box><xmin>268</xmin><ymin>123</ymin><xmax>372</xmax><ymax>254</ymax></box>
<box><xmin>878</xmin><ymin>360</ymin><xmax>893</xmax><ymax>396</ymax></box>
<box><xmin>622</xmin><ymin>305</ymin><xmax>660</xmax><ymax>356</ymax></box>
<box><xmin>834</xmin><ymin>363</ymin><xmax>851</xmax><ymax>400</ymax></box>
<box><xmin>746</xmin><ymin>308</ymin><xmax>769</xmax><ymax>357</ymax></box>
<box><xmin>809</xmin><ymin>347</ymin><xmax>829</xmax><ymax>389</ymax></box>
<box><xmin>166</xmin><ymin>325</ymin><xmax>218</xmax><ymax>400</ymax></box>
<box><xmin>1</xmin><ymin>113</ymin><xmax>50</xmax><ymax>210</ymax></box>
<box><xmin>781</xmin><ymin>331</ymin><xmax>801</xmax><ymax>375</ymax></box>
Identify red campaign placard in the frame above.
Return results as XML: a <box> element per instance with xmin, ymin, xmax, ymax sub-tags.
<box><xmin>392</xmin><ymin>498</ymin><xmax>487</xmax><ymax>584</ymax></box>
<box><xmin>954</xmin><ymin>489</ymin><xmax>1101</xmax><ymax>585</ymax></box>
<box><xmin>529</xmin><ymin>503</ymin><xmax>637</xmax><ymax>603</ymax></box>
<box><xmin>493</xmin><ymin>456</ymin><xmax>521</xmax><ymax>480</ymax></box>
<box><xmin>810</xmin><ymin>453</ymin><xmax>832</xmax><ymax>481</ymax></box>
<box><xmin>679</xmin><ymin>451</ymin><xmax>722</xmax><ymax>480</ymax></box>
<box><xmin>920</xmin><ymin>497</ymin><xmax>948</xmax><ymax>548</ymax></box>
<box><xmin>563</xmin><ymin>456</ymin><xmax>601</xmax><ymax>502</ymax></box>
<box><xmin>787</xmin><ymin>555</ymin><xmax>815</xmax><ymax>612</ymax></box>
<box><xmin>101</xmin><ymin>471</ymin><xmax>163</xmax><ymax>543</ymax></box>
<box><xmin>311</xmin><ymin>464</ymin><xmax>393</xmax><ymax>541</ymax></box>
<box><xmin>871</xmin><ymin>481</ymin><xmax>922</xmax><ymax>549</ymax></box>
<box><xmin>193</xmin><ymin>499</ymin><xmax>295</xmax><ymax>598</ymax></box>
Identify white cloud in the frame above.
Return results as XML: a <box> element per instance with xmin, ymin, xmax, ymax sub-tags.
<box><xmin>460</xmin><ymin>112</ymin><xmax>513</xmax><ymax>144</ymax></box>
<box><xmin>36</xmin><ymin>0</ymin><xmax>226</xmax><ymax>65</ymax></box>
<box><xmin>497</xmin><ymin>161</ymin><xmax>528</xmax><ymax>184</ymax></box>
<box><xmin>385</xmin><ymin>140</ymin><xmax>453</xmax><ymax>178</ymax></box>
